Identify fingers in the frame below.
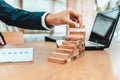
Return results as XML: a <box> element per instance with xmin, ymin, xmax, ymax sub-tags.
<box><xmin>75</xmin><ymin>24</ymin><xmax>80</xmax><ymax>28</ymax></box>
<box><xmin>68</xmin><ymin>8</ymin><xmax>79</xmax><ymax>17</ymax></box>
<box><xmin>78</xmin><ymin>15</ymin><xmax>84</xmax><ymax>28</ymax></box>
<box><xmin>68</xmin><ymin>8</ymin><xmax>84</xmax><ymax>28</ymax></box>
<box><xmin>45</xmin><ymin>8</ymin><xmax>84</xmax><ymax>28</ymax></box>
<box><xmin>65</xmin><ymin>18</ymin><xmax>77</xmax><ymax>26</ymax></box>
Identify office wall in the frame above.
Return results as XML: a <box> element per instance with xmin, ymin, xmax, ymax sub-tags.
<box><xmin>0</xmin><ymin>0</ymin><xmax>20</xmax><ymax>32</ymax></box>
<box><xmin>4</xmin><ymin>0</ymin><xmax>19</xmax><ymax>8</ymax></box>
<box><xmin>22</xmin><ymin>0</ymin><xmax>66</xmax><ymax>33</ymax></box>
<box><xmin>23</xmin><ymin>0</ymin><xmax>66</xmax><ymax>13</ymax></box>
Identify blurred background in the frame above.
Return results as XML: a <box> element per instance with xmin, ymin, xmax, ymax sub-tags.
<box><xmin>0</xmin><ymin>0</ymin><xmax>120</xmax><ymax>42</ymax></box>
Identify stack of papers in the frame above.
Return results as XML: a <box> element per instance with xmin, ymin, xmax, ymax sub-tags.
<box><xmin>0</xmin><ymin>48</ymin><xmax>33</xmax><ymax>63</ymax></box>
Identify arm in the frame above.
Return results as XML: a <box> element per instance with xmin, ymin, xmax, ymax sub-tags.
<box><xmin>0</xmin><ymin>0</ymin><xmax>83</xmax><ymax>30</ymax></box>
<box><xmin>0</xmin><ymin>0</ymin><xmax>46</xmax><ymax>30</ymax></box>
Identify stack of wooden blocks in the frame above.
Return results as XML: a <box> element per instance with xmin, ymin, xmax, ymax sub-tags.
<box><xmin>48</xmin><ymin>25</ymin><xmax>85</xmax><ymax>64</ymax></box>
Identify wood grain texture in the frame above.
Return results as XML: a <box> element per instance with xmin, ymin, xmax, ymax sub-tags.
<box><xmin>0</xmin><ymin>41</ymin><xmax>120</xmax><ymax>80</ymax></box>
<box><xmin>2</xmin><ymin>32</ymin><xmax>24</xmax><ymax>44</ymax></box>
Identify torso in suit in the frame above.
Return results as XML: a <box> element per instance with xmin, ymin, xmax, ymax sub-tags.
<box><xmin>0</xmin><ymin>0</ymin><xmax>46</xmax><ymax>30</ymax></box>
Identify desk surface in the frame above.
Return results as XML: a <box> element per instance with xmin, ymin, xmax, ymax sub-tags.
<box><xmin>0</xmin><ymin>41</ymin><xmax>120</xmax><ymax>80</ymax></box>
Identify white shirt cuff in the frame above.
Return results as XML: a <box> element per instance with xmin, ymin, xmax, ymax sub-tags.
<box><xmin>41</xmin><ymin>12</ymin><xmax>53</xmax><ymax>31</ymax></box>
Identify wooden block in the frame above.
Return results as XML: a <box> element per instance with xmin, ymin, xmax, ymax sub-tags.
<box><xmin>56</xmin><ymin>48</ymin><xmax>73</xmax><ymax>54</ymax></box>
<box><xmin>59</xmin><ymin>45</ymin><xmax>77</xmax><ymax>50</ymax></box>
<box><xmin>79</xmin><ymin>43</ymin><xmax>85</xmax><ymax>52</ymax></box>
<box><xmin>69</xmin><ymin>32</ymin><xmax>85</xmax><ymax>35</ymax></box>
<box><xmin>50</xmin><ymin>52</ymin><xmax>71</xmax><ymax>59</ymax></box>
<box><xmin>64</xmin><ymin>36</ymin><xmax>81</xmax><ymax>41</ymax></box>
<box><xmin>65</xmin><ymin>33</ymin><xmax>85</xmax><ymax>41</ymax></box>
<box><xmin>48</xmin><ymin>52</ymin><xmax>72</xmax><ymax>64</ymax></box>
<box><xmin>48</xmin><ymin>57</ymin><xmax>66</xmax><ymax>64</ymax></box>
<box><xmin>68</xmin><ymin>34</ymin><xmax>84</xmax><ymax>39</ymax></box>
<box><xmin>68</xmin><ymin>28</ymin><xmax>85</xmax><ymax>35</ymax></box>
<box><xmin>59</xmin><ymin>45</ymin><xmax>79</xmax><ymax>57</ymax></box>
<box><xmin>68</xmin><ymin>32</ymin><xmax>86</xmax><ymax>42</ymax></box>
<box><xmin>62</xmin><ymin>41</ymin><xmax>79</xmax><ymax>46</ymax></box>
<box><xmin>48</xmin><ymin>56</ymin><xmax>72</xmax><ymax>64</ymax></box>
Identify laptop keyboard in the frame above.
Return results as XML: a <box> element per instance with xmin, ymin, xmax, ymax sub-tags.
<box><xmin>86</xmin><ymin>41</ymin><xmax>104</xmax><ymax>47</ymax></box>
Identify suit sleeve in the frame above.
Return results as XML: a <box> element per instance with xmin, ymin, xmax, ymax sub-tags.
<box><xmin>0</xmin><ymin>0</ymin><xmax>47</xmax><ymax>30</ymax></box>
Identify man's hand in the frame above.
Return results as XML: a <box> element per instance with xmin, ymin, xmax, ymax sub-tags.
<box><xmin>45</xmin><ymin>8</ymin><xmax>83</xmax><ymax>28</ymax></box>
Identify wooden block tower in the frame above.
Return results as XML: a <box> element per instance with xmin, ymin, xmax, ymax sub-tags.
<box><xmin>48</xmin><ymin>25</ymin><xmax>85</xmax><ymax>64</ymax></box>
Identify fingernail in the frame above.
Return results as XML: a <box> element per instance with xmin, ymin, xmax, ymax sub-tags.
<box><xmin>75</xmin><ymin>24</ymin><xmax>80</xmax><ymax>28</ymax></box>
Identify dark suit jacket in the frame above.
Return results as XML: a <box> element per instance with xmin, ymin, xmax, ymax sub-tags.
<box><xmin>0</xmin><ymin>0</ymin><xmax>46</xmax><ymax>30</ymax></box>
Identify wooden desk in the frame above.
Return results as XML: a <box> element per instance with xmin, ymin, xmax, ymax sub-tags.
<box><xmin>0</xmin><ymin>41</ymin><xmax>120</xmax><ymax>80</ymax></box>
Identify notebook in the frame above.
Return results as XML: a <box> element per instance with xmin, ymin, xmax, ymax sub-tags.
<box><xmin>85</xmin><ymin>6</ymin><xmax>120</xmax><ymax>50</ymax></box>
<box><xmin>0</xmin><ymin>48</ymin><xmax>33</xmax><ymax>63</ymax></box>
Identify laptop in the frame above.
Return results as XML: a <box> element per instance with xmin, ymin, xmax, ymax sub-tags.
<box><xmin>86</xmin><ymin>6</ymin><xmax>120</xmax><ymax>50</ymax></box>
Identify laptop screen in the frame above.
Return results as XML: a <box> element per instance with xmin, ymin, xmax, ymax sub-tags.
<box><xmin>92</xmin><ymin>14</ymin><xmax>114</xmax><ymax>37</ymax></box>
<box><xmin>89</xmin><ymin>7</ymin><xmax>119</xmax><ymax>46</ymax></box>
